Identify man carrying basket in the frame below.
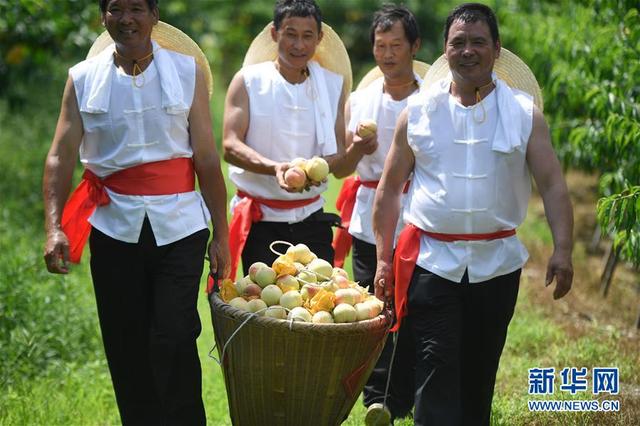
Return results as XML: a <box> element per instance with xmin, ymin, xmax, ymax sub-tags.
<box><xmin>372</xmin><ymin>3</ymin><xmax>574</xmax><ymax>424</ymax></box>
<box><xmin>42</xmin><ymin>0</ymin><xmax>230</xmax><ymax>423</ymax></box>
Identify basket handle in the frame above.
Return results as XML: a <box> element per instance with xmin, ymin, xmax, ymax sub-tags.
<box><xmin>269</xmin><ymin>240</ymin><xmax>294</xmax><ymax>257</ymax></box>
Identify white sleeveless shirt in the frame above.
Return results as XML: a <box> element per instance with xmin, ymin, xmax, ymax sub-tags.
<box><xmin>405</xmin><ymin>79</ymin><xmax>533</xmax><ymax>282</ymax></box>
<box><xmin>346</xmin><ymin>77</ymin><xmax>418</xmax><ymax>244</ymax></box>
<box><xmin>228</xmin><ymin>61</ymin><xmax>343</xmax><ymax>223</ymax></box>
<box><xmin>70</xmin><ymin>43</ymin><xmax>210</xmax><ymax>245</ymax></box>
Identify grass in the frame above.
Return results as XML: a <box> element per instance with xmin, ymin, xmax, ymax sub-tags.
<box><xmin>0</xmin><ymin>82</ymin><xmax>638</xmax><ymax>425</ymax></box>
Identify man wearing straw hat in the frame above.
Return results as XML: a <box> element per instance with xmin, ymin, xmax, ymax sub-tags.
<box><xmin>42</xmin><ymin>0</ymin><xmax>229</xmax><ymax>423</ymax></box>
<box><xmin>222</xmin><ymin>0</ymin><xmax>354</xmax><ymax>282</ymax></box>
<box><xmin>372</xmin><ymin>3</ymin><xmax>573</xmax><ymax>424</ymax></box>
<box><xmin>329</xmin><ymin>4</ymin><xmax>424</xmax><ymax>425</ymax></box>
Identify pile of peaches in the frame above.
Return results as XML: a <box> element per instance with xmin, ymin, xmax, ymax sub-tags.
<box><xmin>220</xmin><ymin>242</ymin><xmax>383</xmax><ymax>323</ymax></box>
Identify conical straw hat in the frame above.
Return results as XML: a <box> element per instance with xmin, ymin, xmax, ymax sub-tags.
<box><xmin>356</xmin><ymin>60</ymin><xmax>430</xmax><ymax>91</ymax></box>
<box><xmin>423</xmin><ymin>48</ymin><xmax>543</xmax><ymax>111</ymax></box>
<box><xmin>243</xmin><ymin>22</ymin><xmax>352</xmax><ymax>101</ymax></box>
<box><xmin>87</xmin><ymin>21</ymin><xmax>213</xmax><ymax>99</ymax></box>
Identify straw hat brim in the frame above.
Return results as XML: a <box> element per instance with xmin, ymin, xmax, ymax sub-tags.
<box><xmin>87</xmin><ymin>21</ymin><xmax>213</xmax><ymax>99</ymax></box>
<box><xmin>422</xmin><ymin>48</ymin><xmax>543</xmax><ymax>111</ymax></box>
<box><xmin>242</xmin><ymin>22</ymin><xmax>352</xmax><ymax>101</ymax></box>
<box><xmin>356</xmin><ymin>60</ymin><xmax>431</xmax><ymax>91</ymax></box>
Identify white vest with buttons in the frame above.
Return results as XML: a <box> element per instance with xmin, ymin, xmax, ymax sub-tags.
<box><xmin>346</xmin><ymin>77</ymin><xmax>418</xmax><ymax>244</ymax></box>
<box><xmin>228</xmin><ymin>61</ymin><xmax>343</xmax><ymax>223</ymax></box>
<box><xmin>70</xmin><ymin>46</ymin><xmax>210</xmax><ymax>245</ymax></box>
<box><xmin>405</xmin><ymin>82</ymin><xmax>534</xmax><ymax>282</ymax></box>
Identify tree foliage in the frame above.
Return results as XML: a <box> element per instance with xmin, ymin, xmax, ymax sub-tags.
<box><xmin>0</xmin><ymin>0</ymin><xmax>447</xmax><ymax>107</ymax></box>
<box><xmin>498</xmin><ymin>0</ymin><xmax>640</xmax><ymax>264</ymax></box>
<box><xmin>0</xmin><ymin>0</ymin><xmax>101</xmax><ymax>107</ymax></box>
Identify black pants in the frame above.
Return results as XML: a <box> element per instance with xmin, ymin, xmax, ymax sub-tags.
<box><xmin>240</xmin><ymin>209</ymin><xmax>336</xmax><ymax>276</ymax></box>
<box><xmin>89</xmin><ymin>219</ymin><xmax>209</xmax><ymax>426</ymax></box>
<box><xmin>352</xmin><ymin>237</ymin><xmax>377</xmax><ymax>293</ymax></box>
<box><xmin>403</xmin><ymin>266</ymin><xmax>521</xmax><ymax>426</ymax></box>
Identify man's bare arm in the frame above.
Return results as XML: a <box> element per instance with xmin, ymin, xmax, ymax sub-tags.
<box><xmin>527</xmin><ymin>106</ymin><xmax>574</xmax><ymax>299</ymax></box>
<box><xmin>372</xmin><ymin>108</ymin><xmax>414</xmax><ymax>300</ymax></box>
<box><xmin>190</xmin><ymin>68</ymin><xmax>230</xmax><ymax>278</ymax></box>
<box><xmin>222</xmin><ymin>71</ymin><xmax>295</xmax><ymax>190</ymax></box>
<box><xmin>42</xmin><ymin>76</ymin><xmax>84</xmax><ymax>273</ymax></box>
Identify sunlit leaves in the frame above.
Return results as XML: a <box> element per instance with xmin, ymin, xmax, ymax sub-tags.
<box><xmin>500</xmin><ymin>0</ymin><xmax>639</xmax><ymax>264</ymax></box>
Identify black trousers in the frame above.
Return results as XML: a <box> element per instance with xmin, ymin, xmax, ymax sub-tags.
<box><xmin>357</xmin><ymin>238</ymin><xmax>521</xmax><ymax>426</ymax></box>
<box><xmin>89</xmin><ymin>218</ymin><xmax>209</xmax><ymax>426</ymax></box>
<box><xmin>240</xmin><ymin>209</ymin><xmax>336</xmax><ymax>276</ymax></box>
<box><xmin>405</xmin><ymin>266</ymin><xmax>520</xmax><ymax>426</ymax></box>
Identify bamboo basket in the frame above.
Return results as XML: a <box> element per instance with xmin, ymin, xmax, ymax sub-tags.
<box><xmin>209</xmin><ymin>293</ymin><xmax>390</xmax><ymax>426</ymax></box>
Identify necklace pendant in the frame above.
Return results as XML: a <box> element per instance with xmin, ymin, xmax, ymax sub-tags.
<box><xmin>132</xmin><ymin>73</ymin><xmax>145</xmax><ymax>89</ymax></box>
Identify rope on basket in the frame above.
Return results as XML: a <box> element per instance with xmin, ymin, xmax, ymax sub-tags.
<box><xmin>377</xmin><ymin>295</ymin><xmax>397</xmax><ymax>422</ymax></box>
<box><xmin>209</xmin><ymin>305</ymin><xmax>306</xmax><ymax>365</ymax></box>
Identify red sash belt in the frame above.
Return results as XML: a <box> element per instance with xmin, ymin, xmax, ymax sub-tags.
<box><xmin>220</xmin><ymin>190</ymin><xmax>320</xmax><ymax>289</ymax></box>
<box><xmin>332</xmin><ymin>176</ymin><xmax>409</xmax><ymax>268</ymax></box>
<box><xmin>61</xmin><ymin>158</ymin><xmax>195</xmax><ymax>263</ymax></box>
<box><xmin>391</xmin><ymin>223</ymin><xmax>516</xmax><ymax>331</ymax></box>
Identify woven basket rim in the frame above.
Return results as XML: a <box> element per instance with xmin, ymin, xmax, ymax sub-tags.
<box><xmin>210</xmin><ymin>293</ymin><xmax>389</xmax><ymax>335</ymax></box>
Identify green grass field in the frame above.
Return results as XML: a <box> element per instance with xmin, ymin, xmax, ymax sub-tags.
<box><xmin>0</xmin><ymin>86</ymin><xmax>638</xmax><ymax>426</ymax></box>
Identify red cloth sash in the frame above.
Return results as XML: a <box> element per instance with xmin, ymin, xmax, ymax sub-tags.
<box><xmin>215</xmin><ymin>190</ymin><xmax>320</xmax><ymax>290</ymax></box>
<box><xmin>332</xmin><ymin>176</ymin><xmax>409</xmax><ymax>268</ymax></box>
<box><xmin>61</xmin><ymin>158</ymin><xmax>195</xmax><ymax>263</ymax></box>
<box><xmin>391</xmin><ymin>223</ymin><xmax>516</xmax><ymax>331</ymax></box>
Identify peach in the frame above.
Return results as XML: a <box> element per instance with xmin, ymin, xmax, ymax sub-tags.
<box><xmin>234</xmin><ymin>275</ymin><xmax>254</xmax><ymax>295</ymax></box>
<box><xmin>304</xmin><ymin>157</ymin><xmax>329</xmax><ymax>182</ymax></box>
<box><xmin>355</xmin><ymin>302</ymin><xmax>372</xmax><ymax>321</ymax></box>
<box><xmin>312</xmin><ymin>311</ymin><xmax>334</xmax><ymax>324</ymax></box>
<box><xmin>264</xmin><ymin>305</ymin><xmax>287</xmax><ymax>319</ymax></box>
<box><xmin>242</xmin><ymin>283</ymin><xmax>262</xmax><ymax>299</ymax></box>
<box><xmin>357</xmin><ymin>119</ymin><xmax>377</xmax><ymax>138</ymax></box>
<box><xmin>287</xmin><ymin>306</ymin><xmax>312</xmax><ymax>322</ymax></box>
<box><xmin>286</xmin><ymin>243</ymin><xmax>315</xmax><ymax>264</ymax></box>
<box><xmin>307</xmin><ymin>258</ymin><xmax>333</xmax><ymax>281</ymax></box>
<box><xmin>254</xmin><ymin>266</ymin><xmax>277</xmax><ymax>288</ymax></box>
<box><xmin>260</xmin><ymin>284</ymin><xmax>283</xmax><ymax>306</ymax></box>
<box><xmin>248</xmin><ymin>262</ymin><xmax>268</xmax><ymax>282</ymax></box>
<box><xmin>300</xmin><ymin>284</ymin><xmax>321</xmax><ymax>301</ymax></box>
<box><xmin>332</xmin><ymin>275</ymin><xmax>350</xmax><ymax>289</ymax></box>
<box><xmin>364</xmin><ymin>299</ymin><xmax>383</xmax><ymax>318</ymax></box>
<box><xmin>279</xmin><ymin>290</ymin><xmax>303</xmax><ymax>310</ymax></box>
<box><xmin>290</xmin><ymin>157</ymin><xmax>307</xmax><ymax>169</ymax></box>
<box><xmin>296</xmin><ymin>270</ymin><xmax>317</xmax><ymax>286</ymax></box>
<box><xmin>333</xmin><ymin>303</ymin><xmax>357</xmax><ymax>323</ymax></box>
<box><xmin>332</xmin><ymin>267</ymin><xmax>349</xmax><ymax>279</ymax></box>
<box><xmin>334</xmin><ymin>288</ymin><xmax>360</xmax><ymax>306</ymax></box>
<box><xmin>228</xmin><ymin>297</ymin><xmax>250</xmax><ymax>312</ymax></box>
<box><xmin>284</xmin><ymin>166</ymin><xmax>307</xmax><ymax>190</ymax></box>
<box><xmin>276</xmin><ymin>274</ymin><xmax>299</xmax><ymax>293</ymax></box>
<box><xmin>247</xmin><ymin>298</ymin><xmax>268</xmax><ymax>315</ymax></box>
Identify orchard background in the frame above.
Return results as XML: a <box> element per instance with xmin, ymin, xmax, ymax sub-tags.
<box><xmin>0</xmin><ymin>0</ymin><xmax>638</xmax><ymax>424</ymax></box>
